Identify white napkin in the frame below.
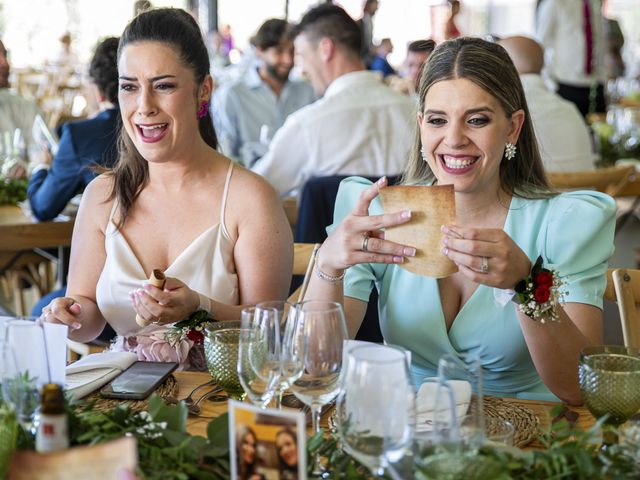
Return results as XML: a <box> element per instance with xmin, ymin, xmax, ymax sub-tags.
<box><xmin>416</xmin><ymin>377</ymin><xmax>472</xmax><ymax>430</ymax></box>
<box><xmin>65</xmin><ymin>352</ymin><xmax>137</xmax><ymax>400</ymax></box>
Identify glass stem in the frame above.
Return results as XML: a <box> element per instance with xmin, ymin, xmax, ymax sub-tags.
<box><xmin>310</xmin><ymin>405</ymin><xmax>325</xmax><ymax>476</ymax></box>
<box><xmin>274</xmin><ymin>387</ymin><xmax>283</xmax><ymax>410</ymax></box>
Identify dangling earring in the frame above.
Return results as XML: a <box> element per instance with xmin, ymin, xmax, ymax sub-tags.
<box><xmin>504</xmin><ymin>142</ymin><xmax>516</xmax><ymax>160</ymax></box>
<box><xmin>197</xmin><ymin>100</ymin><xmax>209</xmax><ymax>119</ymax></box>
<box><xmin>420</xmin><ymin>147</ymin><xmax>428</xmax><ymax>162</ymax></box>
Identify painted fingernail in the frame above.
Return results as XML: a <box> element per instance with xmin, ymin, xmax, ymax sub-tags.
<box><xmin>401</xmin><ymin>210</ymin><xmax>411</xmax><ymax>220</ymax></box>
<box><xmin>404</xmin><ymin>247</ymin><xmax>416</xmax><ymax>257</ymax></box>
<box><xmin>441</xmin><ymin>225</ymin><xmax>449</xmax><ymax>233</ymax></box>
<box><xmin>442</xmin><ymin>247</ymin><xmax>448</xmax><ymax>255</ymax></box>
<box><xmin>377</xmin><ymin>176</ymin><xmax>387</xmax><ymax>185</ymax></box>
<box><xmin>71</xmin><ymin>322</ymin><xmax>82</xmax><ymax>330</ymax></box>
<box><xmin>393</xmin><ymin>256</ymin><xmax>404</xmax><ymax>263</ymax></box>
<box><xmin>442</xmin><ymin>236</ymin><xmax>448</xmax><ymax>245</ymax></box>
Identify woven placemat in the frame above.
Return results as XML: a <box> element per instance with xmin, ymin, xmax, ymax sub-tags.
<box><xmin>82</xmin><ymin>374</ymin><xmax>179</xmax><ymax>413</ymax></box>
<box><xmin>479</xmin><ymin>396</ymin><xmax>540</xmax><ymax>448</ymax></box>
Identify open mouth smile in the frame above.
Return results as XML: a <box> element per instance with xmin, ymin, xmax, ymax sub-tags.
<box><xmin>438</xmin><ymin>154</ymin><xmax>479</xmax><ymax>174</ymax></box>
<box><xmin>136</xmin><ymin>123</ymin><xmax>168</xmax><ymax>143</ymax></box>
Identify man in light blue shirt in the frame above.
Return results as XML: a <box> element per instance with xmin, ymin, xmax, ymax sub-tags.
<box><xmin>212</xmin><ymin>19</ymin><xmax>315</xmax><ymax>166</ymax></box>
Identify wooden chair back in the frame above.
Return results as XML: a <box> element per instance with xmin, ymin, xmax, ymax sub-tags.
<box><xmin>605</xmin><ymin>268</ymin><xmax>640</xmax><ymax>348</ymax></box>
<box><xmin>289</xmin><ymin>243</ymin><xmax>320</xmax><ymax>303</ymax></box>
<box><xmin>547</xmin><ymin>165</ymin><xmax>635</xmax><ymax>196</ymax></box>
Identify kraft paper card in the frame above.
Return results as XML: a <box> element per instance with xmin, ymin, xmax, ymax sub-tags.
<box><xmin>380</xmin><ymin>184</ymin><xmax>457</xmax><ymax>278</ymax></box>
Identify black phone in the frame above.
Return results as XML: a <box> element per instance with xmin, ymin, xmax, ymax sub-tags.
<box><xmin>100</xmin><ymin>361</ymin><xmax>178</xmax><ymax>400</ymax></box>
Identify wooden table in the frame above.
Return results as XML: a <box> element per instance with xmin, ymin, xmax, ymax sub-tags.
<box><xmin>176</xmin><ymin>371</ymin><xmax>596</xmax><ymax>450</ymax></box>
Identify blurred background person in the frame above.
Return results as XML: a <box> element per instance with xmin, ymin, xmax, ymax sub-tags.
<box><xmin>388</xmin><ymin>39</ymin><xmax>436</xmax><ymax>99</ymax></box>
<box><xmin>28</xmin><ymin>36</ymin><xmax>120</xmax><ymax>221</ymax></box>
<box><xmin>535</xmin><ymin>0</ymin><xmax>607</xmax><ymax>117</ymax></box>
<box><xmin>236</xmin><ymin>426</ymin><xmax>265</xmax><ymax>480</ymax></box>
<box><xmin>602</xmin><ymin>0</ymin><xmax>625</xmax><ymax>79</ymax></box>
<box><xmin>499</xmin><ymin>36</ymin><xmax>595</xmax><ymax>172</ymax></box>
<box><xmin>212</xmin><ymin>18</ymin><xmax>314</xmax><ymax>167</ymax></box>
<box><xmin>275</xmin><ymin>428</ymin><xmax>298</xmax><ymax>480</ymax></box>
<box><xmin>369</xmin><ymin>37</ymin><xmax>396</xmax><ymax>78</ymax></box>
<box><xmin>357</xmin><ymin>0</ymin><xmax>379</xmax><ymax>66</ymax></box>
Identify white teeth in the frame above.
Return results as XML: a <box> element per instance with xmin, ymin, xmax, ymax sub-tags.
<box><xmin>139</xmin><ymin>124</ymin><xmax>167</xmax><ymax>130</ymax></box>
<box><xmin>442</xmin><ymin>155</ymin><xmax>476</xmax><ymax>169</ymax></box>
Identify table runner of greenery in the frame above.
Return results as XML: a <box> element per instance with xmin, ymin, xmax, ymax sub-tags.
<box><xmin>9</xmin><ymin>396</ymin><xmax>640</xmax><ymax>480</ymax></box>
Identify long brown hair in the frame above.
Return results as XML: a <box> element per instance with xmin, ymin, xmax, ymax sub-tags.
<box><xmin>110</xmin><ymin>8</ymin><xmax>218</xmax><ymax>229</ymax></box>
<box><xmin>403</xmin><ymin>37</ymin><xmax>550</xmax><ymax>199</ymax></box>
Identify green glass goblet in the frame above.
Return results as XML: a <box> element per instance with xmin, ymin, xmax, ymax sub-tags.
<box><xmin>204</xmin><ymin>321</ymin><xmax>246</xmax><ymax>401</ymax></box>
<box><xmin>579</xmin><ymin>345</ymin><xmax>640</xmax><ymax>446</ymax></box>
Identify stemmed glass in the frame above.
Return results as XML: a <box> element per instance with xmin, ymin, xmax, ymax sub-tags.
<box><xmin>336</xmin><ymin>344</ymin><xmax>414</xmax><ymax>480</ymax></box>
<box><xmin>285</xmin><ymin>300</ymin><xmax>348</xmax><ymax>434</ymax></box>
<box><xmin>237</xmin><ymin>307</ymin><xmax>281</xmax><ymax>407</ymax></box>
<box><xmin>579</xmin><ymin>345</ymin><xmax>640</xmax><ymax>447</ymax></box>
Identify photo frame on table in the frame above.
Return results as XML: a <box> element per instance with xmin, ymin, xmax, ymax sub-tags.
<box><xmin>229</xmin><ymin>400</ymin><xmax>306</xmax><ymax>480</ymax></box>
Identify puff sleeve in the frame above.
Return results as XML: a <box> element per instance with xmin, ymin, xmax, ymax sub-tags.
<box><xmin>326</xmin><ymin>177</ymin><xmax>389</xmax><ymax>302</ymax></box>
<box><xmin>542</xmin><ymin>191</ymin><xmax>616</xmax><ymax>309</ymax></box>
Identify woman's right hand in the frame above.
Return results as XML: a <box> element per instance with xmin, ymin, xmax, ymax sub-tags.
<box><xmin>39</xmin><ymin>297</ymin><xmax>82</xmax><ymax>331</ymax></box>
<box><xmin>316</xmin><ymin>177</ymin><xmax>416</xmax><ymax>276</ymax></box>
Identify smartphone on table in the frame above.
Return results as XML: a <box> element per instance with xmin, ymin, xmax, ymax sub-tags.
<box><xmin>100</xmin><ymin>361</ymin><xmax>178</xmax><ymax>400</ymax></box>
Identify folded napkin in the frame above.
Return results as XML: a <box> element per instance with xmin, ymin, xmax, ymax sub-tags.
<box><xmin>416</xmin><ymin>377</ymin><xmax>472</xmax><ymax>431</ymax></box>
<box><xmin>65</xmin><ymin>352</ymin><xmax>137</xmax><ymax>400</ymax></box>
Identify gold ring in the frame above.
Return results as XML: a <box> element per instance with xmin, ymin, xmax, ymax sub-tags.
<box><xmin>362</xmin><ymin>234</ymin><xmax>370</xmax><ymax>252</ymax></box>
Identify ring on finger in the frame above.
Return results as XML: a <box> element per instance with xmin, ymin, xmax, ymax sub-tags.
<box><xmin>361</xmin><ymin>233</ymin><xmax>370</xmax><ymax>252</ymax></box>
<box><xmin>481</xmin><ymin>256</ymin><xmax>489</xmax><ymax>273</ymax></box>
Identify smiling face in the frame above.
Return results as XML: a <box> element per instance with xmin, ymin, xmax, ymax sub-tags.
<box><xmin>118</xmin><ymin>41</ymin><xmax>211</xmax><ymax>163</ymax></box>
<box><xmin>276</xmin><ymin>431</ymin><xmax>297</xmax><ymax>467</ymax></box>
<box><xmin>258</xmin><ymin>38</ymin><xmax>294</xmax><ymax>83</ymax></box>
<box><xmin>417</xmin><ymin>78</ymin><xmax>524</xmax><ymax>196</ymax></box>
<box><xmin>240</xmin><ymin>431</ymin><xmax>257</xmax><ymax>464</ymax></box>
<box><xmin>294</xmin><ymin>34</ymin><xmax>327</xmax><ymax>96</ymax></box>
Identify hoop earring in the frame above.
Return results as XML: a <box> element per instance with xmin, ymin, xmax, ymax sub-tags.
<box><xmin>197</xmin><ymin>100</ymin><xmax>209</xmax><ymax>119</ymax></box>
<box><xmin>504</xmin><ymin>142</ymin><xmax>516</xmax><ymax>160</ymax></box>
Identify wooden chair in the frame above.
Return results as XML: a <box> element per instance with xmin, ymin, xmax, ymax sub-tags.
<box><xmin>547</xmin><ymin>164</ymin><xmax>635</xmax><ymax>196</ymax></box>
<box><xmin>283</xmin><ymin>196</ymin><xmax>298</xmax><ymax>231</ymax></box>
<box><xmin>288</xmin><ymin>243</ymin><xmax>320</xmax><ymax>303</ymax></box>
<box><xmin>605</xmin><ymin>268</ymin><xmax>640</xmax><ymax>348</ymax></box>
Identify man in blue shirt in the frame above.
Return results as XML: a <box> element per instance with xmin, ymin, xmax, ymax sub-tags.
<box><xmin>212</xmin><ymin>19</ymin><xmax>315</xmax><ymax>166</ymax></box>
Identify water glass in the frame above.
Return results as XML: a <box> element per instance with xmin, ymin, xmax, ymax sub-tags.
<box><xmin>237</xmin><ymin>307</ymin><xmax>280</xmax><ymax>407</ymax></box>
<box><xmin>484</xmin><ymin>418</ymin><xmax>514</xmax><ymax>446</ymax></box>
<box><xmin>337</xmin><ymin>344</ymin><xmax>414</xmax><ymax>479</ymax></box>
<box><xmin>204</xmin><ymin>321</ymin><xmax>245</xmax><ymax>400</ymax></box>
<box><xmin>286</xmin><ymin>300</ymin><xmax>348</xmax><ymax>434</ymax></box>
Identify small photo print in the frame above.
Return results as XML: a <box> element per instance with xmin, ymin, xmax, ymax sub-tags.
<box><xmin>229</xmin><ymin>400</ymin><xmax>307</xmax><ymax>480</ymax></box>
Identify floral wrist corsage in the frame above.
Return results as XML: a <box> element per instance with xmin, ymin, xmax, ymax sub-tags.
<box><xmin>165</xmin><ymin>310</ymin><xmax>210</xmax><ymax>347</ymax></box>
<box><xmin>513</xmin><ymin>256</ymin><xmax>566</xmax><ymax>323</ymax></box>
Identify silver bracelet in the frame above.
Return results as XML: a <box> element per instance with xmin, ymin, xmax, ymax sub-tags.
<box><xmin>314</xmin><ymin>264</ymin><xmax>346</xmax><ymax>284</ymax></box>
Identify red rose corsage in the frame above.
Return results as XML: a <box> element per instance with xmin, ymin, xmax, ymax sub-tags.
<box><xmin>513</xmin><ymin>256</ymin><xmax>565</xmax><ymax>323</ymax></box>
<box><xmin>165</xmin><ymin>309</ymin><xmax>210</xmax><ymax>346</ymax></box>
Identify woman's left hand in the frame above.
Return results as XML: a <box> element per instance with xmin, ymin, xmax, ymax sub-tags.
<box><xmin>130</xmin><ymin>276</ymin><xmax>199</xmax><ymax>325</ymax></box>
<box><xmin>441</xmin><ymin>225</ymin><xmax>531</xmax><ymax>289</ymax></box>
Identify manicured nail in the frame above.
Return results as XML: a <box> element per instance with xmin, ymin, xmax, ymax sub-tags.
<box><xmin>401</xmin><ymin>210</ymin><xmax>411</xmax><ymax>220</ymax></box>
<box><xmin>377</xmin><ymin>176</ymin><xmax>387</xmax><ymax>185</ymax></box>
<box><xmin>393</xmin><ymin>256</ymin><xmax>404</xmax><ymax>263</ymax></box>
<box><xmin>71</xmin><ymin>322</ymin><xmax>82</xmax><ymax>330</ymax></box>
<box><xmin>404</xmin><ymin>247</ymin><xmax>416</xmax><ymax>257</ymax></box>
<box><xmin>442</xmin><ymin>236</ymin><xmax>448</xmax><ymax>245</ymax></box>
<box><xmin>441</xmin><ymin>247</ymin><xmax>448</xmax><ymax>255</ymax></box>
<box><xmin>441</xmin><ymin>225</ymin><xmax>449</xmax><ymax>233</ymax></box>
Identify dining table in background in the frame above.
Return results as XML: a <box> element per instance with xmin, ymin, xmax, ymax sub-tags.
<box><xmin>175</xmin><ymin>371</ymin><xmax>597</xmax><ymax>451</ymax></box>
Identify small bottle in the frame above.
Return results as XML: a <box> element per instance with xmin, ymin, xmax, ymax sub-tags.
<box><xmin>35</xmin><ymin>383</ymin><xmax>69</xmax><ymax>453</ymax></box>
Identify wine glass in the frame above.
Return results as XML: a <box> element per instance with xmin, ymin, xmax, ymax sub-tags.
<box><xmin>579</xmin><ymin>345</ymin><xmax>640</xmax><ymax>446</ymax></box>
<box><xmin>204</xmin><ymin>321</ymin><xmax>245</xmax><ymax>400</ymax></box>
<box><xmin>337</xmin><ymin>344</ymin><xmax>414</xmax><ymax>480</ymax></box>
<box><xmin>286</xmin><ymin>300</ymin><xmax>348</xmax><ymax>434</ymax></box>
<box><xmin>255</xmin><ymin>300</ymin><xmax>294</xmax><ymax>408</ymax></box>
<box><xmin>237</xmin><ymin>307</ymin><xmax>280</xmax><ymax>407</ymax></box>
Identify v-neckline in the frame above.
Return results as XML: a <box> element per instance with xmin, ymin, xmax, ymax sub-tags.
<box><xmin>112</xmin><ymin>221</ymin><xmax>220</xmax><ymax>279</ymax></box>
<box><xmin>436</xmin><ymin>195</ymin><xmax>518</xmax><ymax>336</ymax></box>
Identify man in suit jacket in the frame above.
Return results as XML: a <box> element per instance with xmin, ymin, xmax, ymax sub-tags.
<box><xmin>28</xmin><ymin>37</ymin><xmax>120</xmax><ymax>221</ymax></box>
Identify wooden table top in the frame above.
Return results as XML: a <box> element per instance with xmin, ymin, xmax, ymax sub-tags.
<box><xmin>0</xmin><ymin>205</ymin><xmax>74</xmax><ymax>251</ymax></box>
<box><xmin>176</xmin><ymin>371</ymin><xmax>596</xmax><ymax>450</ymax></box>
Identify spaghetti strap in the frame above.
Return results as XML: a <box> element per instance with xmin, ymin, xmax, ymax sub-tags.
<box><xmin>219</xmin><ymin>161</ymin><xmax>234</xmax><ymax>231</ymax></box>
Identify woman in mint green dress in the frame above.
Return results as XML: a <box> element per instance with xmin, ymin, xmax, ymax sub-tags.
<box><xmin>304</xmin><ymin>37</ymin><xmax>615</xmax><ymax>405</ymax></box>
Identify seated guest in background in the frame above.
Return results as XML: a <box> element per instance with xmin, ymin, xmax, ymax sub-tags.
<box><xmin>28</xmin><ymin>37</ymin><xmax>121</xmax><ymax>221</ymax></box>
<box><xmin>304</xmin><ymin>37</ymin><xmax>614</xmax><ymax>404</ymax></box>
<box><xmin>499</xmin><ymin>36</ymin><xmax>595</xmax><ymax>172</ymax></box>
<box><xmin>41</xmin><ymin>8</ymin><xmax>293</xmax><ymax>369</ymax></box>
<box><xmin>388</xmin><ymin>39</ymin><xmax>436</xmax><ymax>99</ymax></box>
<box><xmin>252</xmin><ymin>4</ymin><xmax>414</xmax><ymax>196</ymax></box>
<box><xmin>369</xmin><ymin>38</ymin><xmax>396</xmax><ymax>78</ymax></box>
<box><xmin>212</xmin><ymin>19</ymin><xmax>314</xmax><ymax>167</ymax></box>
<box><xmin>0</xmin><ymin>39</ymin><xmax>47</xmax><ymax>170</ymax></box>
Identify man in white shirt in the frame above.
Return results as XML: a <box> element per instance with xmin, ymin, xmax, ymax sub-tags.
<box><xmin>252</xmin><ymin>4</ymin><xmax>415</xmax><ymax>197</ymax></box>
<box><xmin>0</xmin><ymin>39</ymin><xmax>46</xmax><ymax>171</ymax></box>
<box><xmin>499</xmin><ymin>36</ymin><xmax>595</xmax><ymax>172</ymax></box>
<box><xmin>535</xmin><ymin>0</ymin><xmax>606</xmax><ymax>117</ymax></box>
<box><xmin>212</xmin><ymin>19</ymin><xmax>315</xmax><ymax>167</ymax></box>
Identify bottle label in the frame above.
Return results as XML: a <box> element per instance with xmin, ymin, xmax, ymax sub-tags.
<box><xmin>36</xmin><ymin>414</ymin><xmax>69</xmax><ymax>453</ymax></box>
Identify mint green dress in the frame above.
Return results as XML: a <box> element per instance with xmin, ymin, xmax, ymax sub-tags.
<box><xmin>331</xmin><ymin>177</ymin><xmax>616</xmax><ymax>400</ymax></box>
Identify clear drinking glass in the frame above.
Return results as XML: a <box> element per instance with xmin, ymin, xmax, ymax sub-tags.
<box><xmin>337</xmin><ymin>344</ymin><xmax>414</xmax><ymax>480</ymax></box>
<box><xmin>237</xmin><ymin>307</ymin><xmax>280</xmax><ymax>407</ymax></box>
<box><xmin>286</xmin><ymin>301</ymin><xmax>348</xmax><ymax>435</ymax></box>
<box><xmin>204</xmin><ymin>321</ymin><xmax>245</xmax><ymax>400</ymax></box>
